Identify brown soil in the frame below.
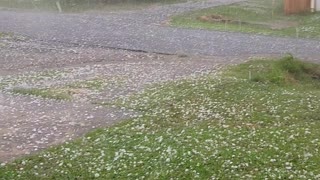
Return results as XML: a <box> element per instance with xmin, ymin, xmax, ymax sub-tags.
<box><xmin>198</xmin><ymin>14</ymin><xmax>299</xmax><ymax>30</ymax></box>
<box><xmin>198</xmin><ymin>14</ymin><xmax>233</xmax><ymax>23</ymax></box>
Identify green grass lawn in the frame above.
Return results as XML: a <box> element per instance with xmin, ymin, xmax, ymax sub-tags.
<box><xmin>171</xmin><ymin>0</ymin><xmax>320</xmax><ymax>39</ymax></box>
<box><xmin>0</xmin><ymin>0</ymin><xmax>187</xmax><ymax>12</ymax></box>
<box><xmin>1</xmin><ymin>56</ymin><xmax>320</xmax><ymax>179</ymax></box>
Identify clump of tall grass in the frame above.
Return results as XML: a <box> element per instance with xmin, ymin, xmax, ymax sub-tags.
<box><xmin>229</xmin><ymin>55</ymin><xmax>320</xmax><ymax>87</ymax></box>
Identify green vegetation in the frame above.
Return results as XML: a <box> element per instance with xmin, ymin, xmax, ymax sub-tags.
<box><xmin>0</xmin><ymin>70</ymin><xmax>63</xmax><ymax>90</ymax></box>
<box><xmin>67</xmin><ymin>78</ymin><xmax>107</xmax><ymax>90</ymax></box>
<box><xmin>0</xmin><ymin>0</ymin><xmax>186</xmax><ymax>12</ymax></box>
<box><xmin>0</xmin><ymin>68</ymin><xmax>126</xmax><ymax>101</ymax></box>
<box><xmin>8</xmin><ymin>78</ymin><xmax>109</xmax><ymax>100</ymax></box>
<box><xmin>0</xmin><ymin>32</ymin><xmax>27</xmax><ymax>44</ymax></box>
<box><xmin>11</xmin><ymin>88</ymin><xmax>72</xmax><ymax>100</ymax></box>
<box><xmin>1</xmin><ymin>57</ymin><xmax>320</xmax><ymax>179</ymax></box>
<box><xmin>0</xmin><ymin>32</ymin><xmax>13</xmax><ymax>38</ymax></box>
<box><xmin>171</xmin><ymin>0</ymin><xmax>320</xmax><ymax>39</ymax></box>
<box><xmin>227</xmin><ymin>55</ymin><xmax>320</xmax><ymax>86</ymax></box>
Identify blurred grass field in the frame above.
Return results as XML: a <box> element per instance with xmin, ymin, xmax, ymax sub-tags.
<box><xmin>171</xmin><ymin>0</ymin><xmax>320</xmax><ymax>39</ymax></box>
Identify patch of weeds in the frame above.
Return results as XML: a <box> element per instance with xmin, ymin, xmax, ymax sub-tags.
<box><xmin>1</xmin><ymin>57</ymin><xmax>320</xmax><ymax>179</ymax></box>
<box><xmin>226</xmin><ymin>55</ymin><xmax>320</xmax><ymax>87</ymax></box>
<box><xmin>277</xmin><ymin>55</ymin><xmax>320</xmax><ymax>81</ymax></box>
<box><xmin>0</xmin><ymin>81</ymin><xmax>7</xmax><ymax>89</ymax></box>
<box><xmin>67</xmin><ymin>78</ymin><xmax>106</xmax><ymax>90</ymax></box>
<box><xmin>0</xmin><ymin>32</ymin><xmax>15</xmax><ymax>47</ymax></box>
<box><xmin>0</xmin><ymin>70</ymin><xmax>69</xmax><ymax>97</ymax></box>
<box><xmin>1</xmin><ymin>75</ymin><xmax>125</xmax><ymax>101</ymax></box>
<box><xmin>0</xmin><ymin>32</ymin><xmax>28</xmax><ymax>42</ymax></box>
<box><xmin>0</xmin><ymin>32</ymin><xmax>11</xmax><ymax>38</ymax></box>
<box><xmin>0</xmin><ymin>70</ymin><xmax>65</xmax><ymax>88</ymax></box>
<box><xmin>11</xmin><ymin>88</ymin><xmax>72</xmax><ymax>100</ymax></box>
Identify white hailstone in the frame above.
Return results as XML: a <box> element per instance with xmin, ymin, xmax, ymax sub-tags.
<box><xmin>314</xmin><ymin>174</ymin><xmax>320</xmax><ymax>179</ymax></box>
<box><xmin>304</xmin><ymin>152</ymin><xmax>313</xmax><ymax>159</ymax></box>
<box><xmin>285</xmin><ymin>162</ymin><xmax>292</xmax><ymax>170</ymax></box>
<box><xmin>157</xmin><ymin>136</ymin><xmax>163</xmax><ymax>143</ymax></box>
<box><xmin>94</xmin><ymin>173</ymin><xmax>100</xmax><ymax>178</ymax></box>
<box><xmin>270</xmin><ymin>159</ymin><xmax>276</xmax><ymax>163</ymax></box>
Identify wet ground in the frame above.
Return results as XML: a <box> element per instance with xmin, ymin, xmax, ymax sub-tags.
<box><xmin>0</xmin><ymin>33</ymin><xmax>249</xmax><ymax>162</ymax></box>
<box><xmin>0</xmin><ymin>0</ymin><xmax>319</xmax><ymax>162</ymax></box>
<box><xmin>1</xmin><ymin>0</ymin><xmax>320</xmax><ymax>60</ymax></box>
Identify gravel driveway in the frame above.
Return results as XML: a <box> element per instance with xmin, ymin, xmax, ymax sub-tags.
<box><xmin>0</xmin><ymin>33</ymin><xmax>245</xmax><ymax>162</ymax></box>
<box><xmin>0</xmin><ymin>0</ymin><xmax>319</xmax><ymax>162</ymax></box>
<box><xmin>0</xmin><ymin>0</ymin><xmax>320</xmax><ymax>61</ymax></box>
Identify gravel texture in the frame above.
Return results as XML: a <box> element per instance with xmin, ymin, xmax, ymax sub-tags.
<box><xmin>0</xmin><ymin>0</ymin><xmax>319</xmax><ymax>162</ymax></box>
<box><xmin>0</xmin><ymin>0</ymin><xmax>320</xmax><ymax>61</ymax></box>
<box><xmin>0</xmin><ymin>33</ymin><xmax>245</xmax><ymax>162</ymax></box>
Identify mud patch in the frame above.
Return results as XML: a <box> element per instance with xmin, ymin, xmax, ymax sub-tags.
<box><xmin>198</xmin><ymin>14</ymin><xmax>299</xmax><ymax>30</ymax></box>
<box><xmin>198</xmin><ymin>14</ymin><xmax>234</xmax><ymax>23</ymax></box>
